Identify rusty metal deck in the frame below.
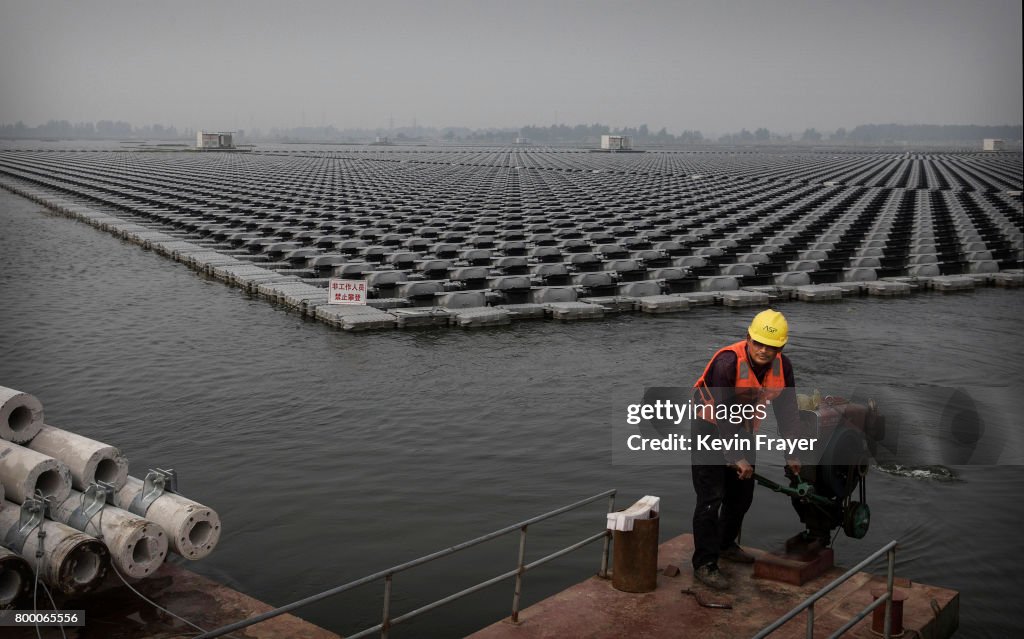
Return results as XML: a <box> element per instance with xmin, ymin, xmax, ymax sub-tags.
<box><xmin>468</xmin><ymin>534</ymin><xmax>958</xmax><ymax>639</ymax></box>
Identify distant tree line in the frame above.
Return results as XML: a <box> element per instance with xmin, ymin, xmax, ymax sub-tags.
<box><xmin>0</xmin><ymin>120</ymin><xmax>190</xmax><ymax>140</ymax></box>
<box><xmin>716</xmin><ymin>124</ymin><xmax>1022</xmax><ymax>144</ymax></box>
<box><xmin>843</xmin><ymin>124</ymin><xmax>1022</xmax><ymax>143</ymax></box>
<box><xmin>1</xmin><ymin>119</ymin><xmax>1019</xmax><ymax>145</ymax></box>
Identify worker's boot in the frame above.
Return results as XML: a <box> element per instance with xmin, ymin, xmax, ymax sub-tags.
<box><xmin>694</xmin><ymin>564</ymin><xmax>731</xmax><ymax>590</ymax></box>
<box><xmin>720</xmin><ymin>544</ymin><xmax>756</xmax><ymax>563</ymax></box>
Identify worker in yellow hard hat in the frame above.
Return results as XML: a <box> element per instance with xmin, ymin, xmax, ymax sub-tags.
<box><xmin>689</xmin><ymin>309</ymin><xmax>802</xmax><ymax>590</ymax></box>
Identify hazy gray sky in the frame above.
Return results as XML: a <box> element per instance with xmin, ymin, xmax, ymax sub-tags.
<box><xmin>1</xmin><ymin>0</ymin><xmax>1021</xmax><ymax>135</ymax></box>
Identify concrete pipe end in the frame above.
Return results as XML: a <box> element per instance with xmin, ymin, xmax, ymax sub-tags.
<box><xmin>0</xmin><ymin>553</ymin><xmax>33</xmax><ymax>607</ymax></box>
<box><xmin>119</xmin><ymin>523</ymin><xmax>169</xmax><ymax>578</ymax></box>
<box><xmin>177</xmin><ymin>510</ymin><xmax>222</xmax><ymax>560</ymax></box>
<box><xmin>55</xmin><ymin>537</ymin><xmax>109</xmax><ymax>596</ymax></box>
<box><xmin>27</xmin><ymin>463</ymin><xmax>72</xmax><ymax>505</ymax></box>
<box><xmin>0</xmin><ymin>391</ymin><xmax>44</xmax><ymax>443</ymax></box>
<box><xmin>82</xmin><ymin>452</ymin><xmax>129</xmax><ymax>492</ymax></box>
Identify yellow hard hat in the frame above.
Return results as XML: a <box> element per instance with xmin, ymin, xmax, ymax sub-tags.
<box><xmin>748</xmin><ymin>309</ymin><xmax>788</xmax><ymax>347</ymax></box>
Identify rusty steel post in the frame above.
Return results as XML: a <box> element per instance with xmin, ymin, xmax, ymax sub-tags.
<box><xmin>883</xmin><ymin>548</ymin><xmax>896</xmax><ymax>638</ymax></box>
<box><xmin>510</xmin><ymin>525</ymin><xmax>528</xmax><ymax>622</ymax></box>
<box><xmin>381</xmin><ymin>573</ymin><xmax>392</xmax><ymax>639</ymax></box>
<box><xmin>599</xmin><ymin>493</ymin><xmax>615</xmax><ymax>578</ymax></box>
<box><xmin>611</xmin><ymin>511</ymin><xmax>659</xmax><ymax>593</ymax></box>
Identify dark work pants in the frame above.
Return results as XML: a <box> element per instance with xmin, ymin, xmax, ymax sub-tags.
<box><xmin>691</xmin><ymin>420</ymin><xmax>756</xmax><ymax>569</ymax></box>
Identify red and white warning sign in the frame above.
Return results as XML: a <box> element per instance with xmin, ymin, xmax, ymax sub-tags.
<box><xmin>328</xmin><ymin>279</ymin><xmax>368</xmax><ymax>305</ymax></box>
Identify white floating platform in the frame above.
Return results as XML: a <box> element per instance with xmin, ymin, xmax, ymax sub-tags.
<box><xmin>212</xmin><ymin>264</ymin><xmax>272</xmax><ymax>278</ymax></box>
<box><xmin>367</xmin><ymin>298</ymin><xmax>412</xmax><ymax>310</ymax></box>
<box><xmin>238</xmin><ymin>274</ymin><xmax>300</xmax><ymax>291</ymax></box>
<box><xmin>496</xmin><ymin>303</ymin><xmax>548</xmax><ymax>320</ymax></box>
<box><xmin>722</xmin><ymin>290</ymin><xmax>770</xmax><ymax>307</ymax></box>
<box><xmin>638</xmin><ymin>295</ymin><xmax>690</xmax><ymax>314</ymax></box>
<box><xmin>581</xmin><ymin>296</ymin><xmax>639</xmax><ymax>313</ymax></box>
<box><xmin>392</xmin><ymin>308</ymin><xmax>452</xmax><ymax>328</ymax></box>
<box><xmin>679</xmin><ymin>292</ymin><xmax>718</xmax><ymax>306</ymax></box>
<box><xmin>341</xmin><ymin>314</ymin><xmax>399</xmax><ymax>331</ymax></box>
<box><xmin>794</xmin><ymin>285</ymin><xmax>844</xmax><ymax>302</ymax></box>
<box><xmin>992</xmin><ymin>272</ymin><xmax>1023</xmax><ymax>288</ymax></box>
<box><xmin>829</xmin><ymin>281</ymin><xmax>866</xmax><ymax>296</ymax></box>
<box><xmin>149</xmin><ymin>240</ymin><xmax>204</xmax><ymax>258</ymax></box>
<box><xmin>698</xmin><ymin>276</ymin><xmax>740</xmax><ymax>292</ymax></box>
<box><xmin>448</xmin><ymin>307</ymin><xmax>512</xmax><ymax>328</ymax></box>
<box><xmin>928</xmin><ymin>275</ymin><xmax>977</xmax><ymax>292</ymax></box>
<box><xmin>257</xmin><ymin>282</ymin><xmax>323</xmax><ymax>304</ymax></box>
<box><xmin>880</xmin><ymin>276</ymin><xmax>928</xmax><ymax>291</ymax></box>
<box><xmin>741</xmin><ymin>285</ymin><xmax>794</xmax><ymax>302</ymax></box>
<box><xmin>963</xmin><ymin>273</ymin><xmax>995</xmax><ymax>285</ymax></box>
<box><xmin>867</xmin><ymin>281</ymin><xmax>912</xmax><ymax>296</ymax></box>
<box><xmin>544</xmin><ymin>302</ymin><xmax>605</xmax><ymax>321</ymax></box>
<box><xmin>314</xmin><ymin>305</ymin><xmax>398</xmax><ymax>331</ymax></box>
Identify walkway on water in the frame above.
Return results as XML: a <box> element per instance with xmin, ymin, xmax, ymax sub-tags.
<box><xmin>469</xmin><ymin>534</ymin><xmax>958</xmax><ymax>639</ymax></box>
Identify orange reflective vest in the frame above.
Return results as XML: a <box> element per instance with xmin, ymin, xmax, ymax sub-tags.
<box><xmin>693</xmin><ymin>340</ymin><xmax>786</xmax><ymax>431</ymax></box>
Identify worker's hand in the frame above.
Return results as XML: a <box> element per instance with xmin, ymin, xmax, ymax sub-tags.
<box><xmin>786</xmin><ymin>458</ymin><xmax>801</xmax><ymax>477</ymax></box>
<box><xmin>734</xmin><ymin>459</ymin><xmax>754</xmax><ymax>480</ymax></box>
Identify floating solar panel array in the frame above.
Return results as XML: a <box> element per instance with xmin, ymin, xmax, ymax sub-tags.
<box><xmin>1</xmin><ymin>147</ymin><xmax>1021</xmax><ymax>330</ymax></box>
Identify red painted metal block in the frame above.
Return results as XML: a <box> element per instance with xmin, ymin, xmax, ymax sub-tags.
<box><xmin>753</xmin><ymin>547</ymin><xmax>835</xmax><ymax>585</ymax></box>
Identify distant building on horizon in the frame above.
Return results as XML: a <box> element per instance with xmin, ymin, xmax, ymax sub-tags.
<box><xmin>982</xmin><ymin>138</ymin><xmax>1005</xmax><ymax>151</ymax></box>
<box><xmin>600</xmin><ymin>135</ymin><xmax>632</xmax><ymax>151</ymax></box>
<box><xmin>196</xmin><ymin>131</ymin><xmax>235</xmax><ymax>149</ymax></box>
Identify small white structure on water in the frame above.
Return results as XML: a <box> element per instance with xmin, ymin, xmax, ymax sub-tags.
<box><xmin>196</xmin><ymin>131</ymin><xmax>235</xmax><ymax>149</ymax></box>
<box><xmin>601</xmin><ymin>135</ymin><xmax>632</xmax><ymax>150</ymax></box>
<box><xmin>982</xmin><ymin>138</ymin><xmax>1005</xmax><ymax>151</ymax></box>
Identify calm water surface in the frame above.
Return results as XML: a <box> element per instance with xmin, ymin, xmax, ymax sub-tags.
<box><xmin>1</xmin><ymin>190</ymin><xmax>1022</xmax><ymax>638</ymax></box>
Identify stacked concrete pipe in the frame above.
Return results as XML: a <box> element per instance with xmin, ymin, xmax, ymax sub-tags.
<box><xmin>0</xmin><ymin>500</ymin><xmax>109</xmax><ymax>595</ymax></box>
<box><xmin>27</xmin><ymin>424</ymin><xmax>129</xmax><ymax>491</ymax></box>
<box><xmin>0</xmin><ymin>546</ymin><xmax>32</xmax><ymax>609</ymax></box>
<box><xmin>0</xmin><ymin>384</ymin><xmax>222</xmax><ymax>589</ymax></box>
<box><xmin>0</xmin><ymin>465</ymin><xmax>33</xmax><ymax>607</ymax></box>
<box><xmin>0</xmin><ymin>386</ymin><xmax>44</xmax><ymax>443</ymax></box>
<box><xmin>114</xmin><ymin>476</ymin><xmax>221</xmax><ymax>560</ymax></box>
<box><xmin>0</xmin><ymin>440</ymin><xmax>72</xmax><ymax>504</ymax></box>
<box><xmin>50</xmin><ymin>488</ymin><xmax>169</xmax><ymax>578</ymax></box>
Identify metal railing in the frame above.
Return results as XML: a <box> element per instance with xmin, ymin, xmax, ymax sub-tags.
<box><xmin>753</xmin><ymin>539</ymin><xmax>899</xmax><ymax>639</ymax></box>
<box><xmin>195</xmin><ymin>489</ymin><xmax>617</xmax><ymax>639</ymax></box>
